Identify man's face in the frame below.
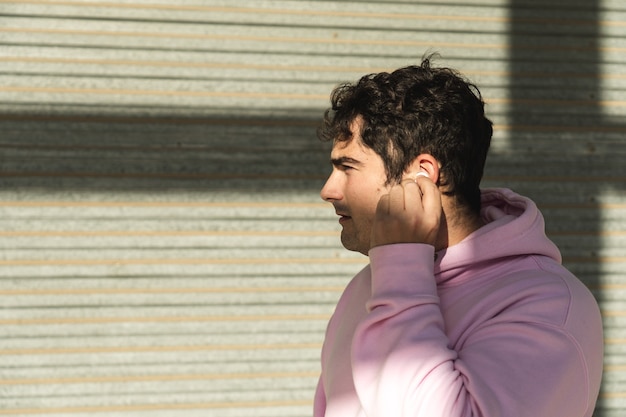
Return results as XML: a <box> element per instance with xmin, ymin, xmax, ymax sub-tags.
<box><xmin>320</xmin><ymin>120</ymin><xmax>391</xmax><ymax>255</ymax></box>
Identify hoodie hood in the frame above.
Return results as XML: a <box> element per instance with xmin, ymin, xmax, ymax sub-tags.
<box><xmin>434</xmin><ymin>188</ymin><xmax>562</xmax><ymax>284</ymax></box>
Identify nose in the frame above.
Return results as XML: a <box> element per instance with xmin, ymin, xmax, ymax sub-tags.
<box><xmin>320</xmin><ymin>170</ymin><xmax>342</xmax><ymax>202</ymax></box>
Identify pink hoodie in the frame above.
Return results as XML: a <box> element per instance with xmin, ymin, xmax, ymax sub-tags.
<box><xmin>314</xmin><ymin>188</ymin><xmax>603</xmax><ymax>417</ymax></box>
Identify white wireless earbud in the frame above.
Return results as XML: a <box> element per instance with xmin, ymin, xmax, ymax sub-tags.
<box><xmin>415</xmin><ymin>172</ymin><xmax>429</xmax><ymax>180</ymax></box>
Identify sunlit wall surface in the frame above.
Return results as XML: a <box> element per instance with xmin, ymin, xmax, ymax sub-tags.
<box><xmin>0</xmin><ymin>1</ymin><xmax>624</xmax><ymax>416</ymax></box>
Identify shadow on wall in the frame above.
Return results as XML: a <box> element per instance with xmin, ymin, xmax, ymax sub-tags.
<box><xmin>505</xmin><ymin>1</ymin><xmax>626</xmax><ymax>416</ymax></box>
<box><xmin>1</xmin><ymin>112</ymin><xmax>330</xmax><ymax>196</ymax></box>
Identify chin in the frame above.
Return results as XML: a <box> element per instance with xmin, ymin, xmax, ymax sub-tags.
<box><xmin>340</xmin><ymin>235</ymin><xmax>357</xmax><ymax>252</ymax></box>
<box><xmin>340</xmin><ymin>235</ymin><xmax>367</xmax><ymax>255</ymax></box>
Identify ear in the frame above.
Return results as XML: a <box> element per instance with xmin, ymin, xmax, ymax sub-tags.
<box><xmin>405</xmin><ymin>153</ymin><xmax>440</xmax><ymax>183</ymax></box>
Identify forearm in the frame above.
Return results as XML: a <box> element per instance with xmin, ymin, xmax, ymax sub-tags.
<box><xmin>352</xmin><ymin>244</ymin><xmax>468</xmax><ymax>416</ymax></box>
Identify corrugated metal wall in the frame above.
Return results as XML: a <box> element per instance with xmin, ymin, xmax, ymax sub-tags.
<box><xmin>1</xmin><ymin>1</ymin><xmax>624</xmax><ymax>416</ymax></box>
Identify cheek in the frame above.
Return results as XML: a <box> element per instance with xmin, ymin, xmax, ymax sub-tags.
<box><xmin>347</xmin><ymin>176</ymin><xmax>388</xmax><ymax>215</ymax></box>
<box><xmin>360</xmin><ymin>189</ymin><xmax>386</xmax><ymax>217</ymax></box>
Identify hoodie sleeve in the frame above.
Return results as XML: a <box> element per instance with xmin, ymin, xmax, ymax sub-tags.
<box><xmin>351</xmin><ymin>243</ymin><xmax>598</xmax><ymax>417</ymax></box>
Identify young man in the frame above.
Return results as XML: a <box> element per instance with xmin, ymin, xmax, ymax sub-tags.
<box><xmin>315</xmin><ymin>57</ymin><xmax>604</xmax><ymax>417</ymax></box>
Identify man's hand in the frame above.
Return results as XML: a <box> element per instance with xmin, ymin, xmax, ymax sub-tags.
<box><xmin>370</xmin><ymin>176</ymin><xmax>442</xmax><ymax>249</ymax></box>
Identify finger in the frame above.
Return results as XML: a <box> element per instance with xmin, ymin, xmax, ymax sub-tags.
<box><xmin>376</xmin><ymin>193</ymin><xmax>391</xmax><ymax>216</ymax></box>
<box><xmin>388</xmin><ymin>183</ymin><xmax>406</xmax><ymax>212</ymax></box>
<box><xmin>415</xmin><ymin>176</ymin><xmax>442</xmax><ymax>217</ymax></box>
<box><xmin>402</xmin><ymin>179</ymin><xmax>423</xmax><ymax>208</ymax></box>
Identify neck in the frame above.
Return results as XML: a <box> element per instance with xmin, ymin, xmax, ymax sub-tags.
<box><xmin>435</xmin><ymin>196</ymin><xmax>484</xmax><ymax>252</ymax></box>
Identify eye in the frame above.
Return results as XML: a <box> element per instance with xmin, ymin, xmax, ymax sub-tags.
<box><xmin>330</xmin><ymin>157</ymin><xmax>360</xmax><ymax>172</ymax></box>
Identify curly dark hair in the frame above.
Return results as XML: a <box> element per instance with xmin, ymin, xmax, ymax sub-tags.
<box><xmin>318</xmin><ymin>56</ymin><xmax>493</xmax><ymax>214</ymax></box>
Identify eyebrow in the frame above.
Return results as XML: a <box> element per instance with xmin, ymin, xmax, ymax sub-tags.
<box><xmin>330</xmin><ymin>156</ymin><xmax>363</xmax><ymax>167</ymax></box>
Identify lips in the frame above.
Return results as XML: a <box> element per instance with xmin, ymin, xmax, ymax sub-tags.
<box><xmin>333</xmin><ymin>205</ymin><xmax>351</xmax><ymax>223</ymax></box>
<box><xmin>337</xmin><ymin>213</ymin><xmax>352</xmax><ymax>224</ymax></box>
